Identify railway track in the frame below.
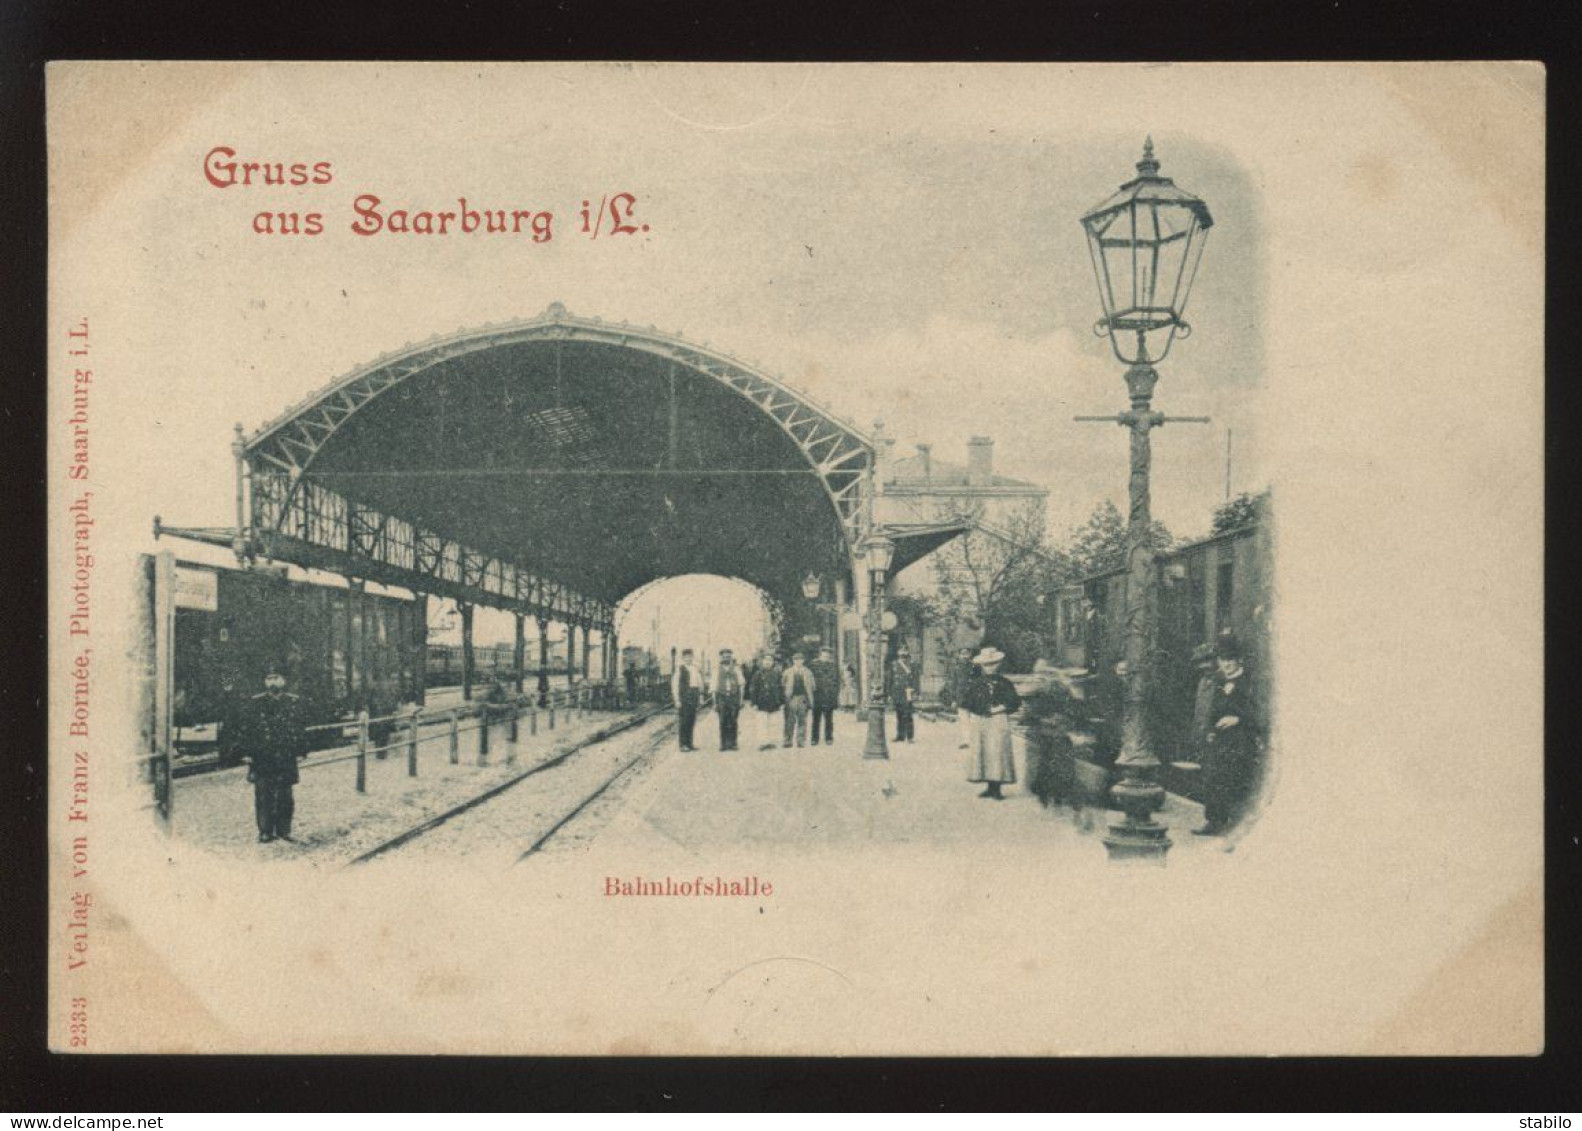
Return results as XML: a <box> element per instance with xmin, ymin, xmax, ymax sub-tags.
<box><xmin>346</xmin><ymin>708</ymin><xmax>675</xmax><ymax>866</ymax></box>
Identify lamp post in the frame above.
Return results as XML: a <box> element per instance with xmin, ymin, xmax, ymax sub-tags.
<box><xmin>1075</xmin><ymin>137</ymin><xmax>1214</xmax><ymax>862</ymax></box>
<box><xmin>861</xmin><ymin>534</ymin><xmax>896</xmax><ymax>760</ymax></box>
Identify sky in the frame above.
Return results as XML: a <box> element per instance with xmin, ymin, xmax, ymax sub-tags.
<box><xmin>61</xmin><ymin>62</ymin><xmax>1267</xmax><ymax>581</ymax></box>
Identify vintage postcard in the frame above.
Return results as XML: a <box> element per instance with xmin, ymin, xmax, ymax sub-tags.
<box><xmin>46</xmin><ymin>61</ymin><xmax>1543</xmax><ymax>1055</ymax></box>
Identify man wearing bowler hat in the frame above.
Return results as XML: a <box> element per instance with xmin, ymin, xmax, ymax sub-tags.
<box><xmin>1195</xmin><ymin>630</ymin><xmax>1260</xmax><ymax>836</ymax></box>
<box><xmin>235</xmin><ymin>662</ymin><xmax>310</xmax><ymax>844</ymax></box>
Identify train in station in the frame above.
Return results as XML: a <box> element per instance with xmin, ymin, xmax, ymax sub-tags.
<box><xmin>1047</xmin><ymin>520</ymin><xmax>1272</xmax><ymax>799</ymax></box>
<box><xmin>162</xmin><ymin>557</ymin><xmax>427</xmax><ymax>767</ymax></box>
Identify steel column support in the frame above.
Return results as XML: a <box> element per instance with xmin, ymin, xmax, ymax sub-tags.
<box><xmin>537</xmin><ymin>616</ymin><xmax>551</xmax><ymax>707</ymax></box>
<box><xmin>460</xmin><ymin>601</ymin><xmax>475</xmax><ymax>702</ymax></box>
<box><xmin>513</xmin><ymin>612</ymin><xmax>526</xmax><ymax>693</ymax></box>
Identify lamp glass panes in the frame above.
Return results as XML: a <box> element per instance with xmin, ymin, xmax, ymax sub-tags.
<box><xmin>863</xmin><ymin>534</ymin><xmax>896</xmax><ymax>576</ymax></box>
<box><xmin>1080</xmin><ymin>138</ymin><xmax>1214</xmax><ymax>365</ymax></box>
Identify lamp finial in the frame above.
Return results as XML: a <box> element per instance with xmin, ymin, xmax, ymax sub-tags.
<box><xmin>1137</xmin><ymin>136</ymin><xmax>1160</xmax><ymax>178</ymax></box>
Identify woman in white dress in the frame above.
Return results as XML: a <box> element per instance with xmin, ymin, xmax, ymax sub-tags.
<box><xmin>963</xmin><ymin>646</ymin><xmax>1022</xmax><ymax>800</ymax></box>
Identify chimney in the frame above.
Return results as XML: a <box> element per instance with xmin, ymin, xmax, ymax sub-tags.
<box><xmin>872</xmin><ymin>419</ymin><xmax>896</xmax><ymax>484</ymax></box>
<box><xmin>967</xmin><ymin>436</ymin><xmax>994</xmax><ymax>487</ymax></box>
<box><xmin>916</xmin><ymin>443</ymin><xmax>932</xmax><ymax>481</ymax></box>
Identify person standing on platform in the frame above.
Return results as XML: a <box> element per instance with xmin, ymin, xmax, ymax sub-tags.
<box><xmin>945</xmin><ymin>646</ymin><xmax>977</xmax><ymax>750</ymax></box>
<box><xmin>963</xmin><ymin>646</ymin><xmax>1022</xmax><ymax>800</ymax></box>
<box><xmin>746</xmin><ymin>653</ymin><xmax>785</xmax><ymax>751</ymax></box>
<box><xmin>712</xmin><ymin>648</ymin><xmax>745</xmax><ymax>751</ymax></box>
<box><xmin>1195</xmin><ymin>631</ymin><xmax>1260</xmax><ymax>836</ymax></box>
<box><xmin>236</xmin><ymin>663</ymin><xmax>310</xmax><ymax>843</ymax></box>
<box><xmin>889</xmin><ymin>645</ymin><xmax>920</xmax><ymax>743</ymax></box>
<box><xmin>624</xmin><ymin>661</ymin><xmax>639</xmax><ymax>705</ymax></box>
<box><xmin>671</xmin><ymin>649</ymin><xmax>703</xmax><ymax>752</ymax></box>
<box><xmin>807</xmin><ymin>646</ymin><xmax>840</xmax><ymax>745</ymax></box>
<box><xmin>840</xmin><ymin>663</ymin><xmax>858</xmax><ymax>711</ymax></box>
<box><xmin>781</xmin><ymin>651</ymin><xmax>816</xmax><ymax>748</ymax></box>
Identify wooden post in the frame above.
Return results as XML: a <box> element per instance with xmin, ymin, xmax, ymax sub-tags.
<box><xmin>406</xmin><ymin>707</ymin><xmax>419</xmax><ymax>777</ymax></box>
<box><xmin>477</xmin><ymin>704</ymin><xmax>490</xmax><ymax>765</ymax></box>
<box><xmin>448</xmin><ymin>708</ymin><xmax>460</xmax><ymax>765</ymax></box>
<box><xmin>355</xmin><ymin>708</ymin><xmax>369</xmax><ymax>793</ymax></box>
<box><xmin>530</xmin><ymin>706</ymin><xmax>539</xmax><ymax>736</ymax></box>
<box><xmin>152</xmin><ymin>551</ymin><xmax>177</xmax><ymax>827</ymax></box>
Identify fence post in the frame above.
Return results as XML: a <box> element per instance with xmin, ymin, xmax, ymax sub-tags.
<box><xmin>406</xmin><ymin>707</ymin><xmax>419</xmax><ymax>777</ymax></box>
<box><xmin>549</xmin><ymin>697</ymin><xmax>557</xmax><ymax>730</ymax></box>
<box><xmin>449</xmin><ymin>708</ymin><xmax>460</xmax><ymax>765</ymax></box>
<box><xmin>355</xmin><ymin>709</ymin><xmax>369</xmax><ymax>793</ymax></box>
<box><xmin>477</xmin><ymin>705</ymin><xmax>490</xmax><ymax>766</ymax></box>
<box><xmin>508</xmin><ymin>699</ymin><xmax>520</xmax><ymax>745</ymax></box>
<box><xmin>530</xmin><ymin>706</ymin><xmax>538</xmax><ymax>736</ymax></box>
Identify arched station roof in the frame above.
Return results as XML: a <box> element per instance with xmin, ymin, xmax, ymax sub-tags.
<box><xmin>241</xmin><ymin>304</ymin><xmax>875</xmax><ymax>618</ymax></box>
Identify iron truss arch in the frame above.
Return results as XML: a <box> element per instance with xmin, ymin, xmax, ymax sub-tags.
<box><xmin>238</xmin><ymin>302</ymin><xmax>876</xmax><ymax>626</ymax></box>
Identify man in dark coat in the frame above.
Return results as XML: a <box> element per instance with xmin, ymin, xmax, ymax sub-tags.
<box><xmin>746</xmin><ymin>653</ymin><xmax>786</xmax><ymax>750</ymax></box>
<box><xmin>807</xmin><ymin>646</ymin><xmax>841</xmax><ymax>746</ymax></box>
<box><xmin>1195</xmin><ymin>632</ymin><xmax>1261</xmax><ymax>836</ymax></box>
<box><xmin>670</xmin><ymin>649</ymin><xmax>703</xmax><ymax>752</ymax></box>
<box><xmin>711</xmin><ymin>648</ymin><xmax>745</xmax><ymax>751</ymax></box>
<box><xmin>624</xmin><ymin>662</ymin><xmax>639</xmax><ymax>704</ymax></box>
<box><xmin>889</xmin><ymin>645</ymin><xmax>920</xmax><ymax>743</ymax></box>
<box><xmin>235</xmin><ymin>664</ymin><xmax>310</xmax><ymax>843</ymax></box>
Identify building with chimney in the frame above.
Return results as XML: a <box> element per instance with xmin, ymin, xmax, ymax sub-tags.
<box><xmin>871</xmin><ymin>426</ymin><xmax>1051</xmax><ymax>697</ymax></box>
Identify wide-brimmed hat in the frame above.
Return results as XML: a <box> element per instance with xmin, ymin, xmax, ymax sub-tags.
<box><xmin>972</xmin><ymin>647</ymin><xmax>1005</xmax><ymax>667</ymax></box>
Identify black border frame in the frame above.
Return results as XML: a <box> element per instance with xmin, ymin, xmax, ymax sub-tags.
<box><xmin>2</xmin><ymin>0</ymin><xmax>1578</xmax><ymax>1111</ymax></box>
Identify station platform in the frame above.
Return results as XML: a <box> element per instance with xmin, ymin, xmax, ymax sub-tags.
<box><xmin>165</xmin><ymin>702</ymin><xmax>1218</xmax><ymax>865</ymax></box>
<box><xmin>550</xmin><ymin>707</ymin><xmax>1215</xmax><ymax>860</ymax></box>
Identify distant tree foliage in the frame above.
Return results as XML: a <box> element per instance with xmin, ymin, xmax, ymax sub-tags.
<box><xmin>1064</xmin><ymin>499</ymin><xmax>1174</xmax><ymax>578</ymax></box>
<box><xmin>1212</xmin><ymin>490</ymin><xmax>1270</xmax><ymax>535</ymax></box>
<box><xmin>926</xmin><ymin>500</ymin><xmax>1071</xmax><ymax>672</ymax></box>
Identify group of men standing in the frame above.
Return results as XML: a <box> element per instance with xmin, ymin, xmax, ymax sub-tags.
<box><xmin>670</xmin><ymin>645</ymin><xmax>858</xmax><ymax>752</ymax></box>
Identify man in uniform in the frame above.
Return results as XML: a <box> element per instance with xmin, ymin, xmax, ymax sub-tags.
<box><xmin>671</xmin><ymin>648</ymin><xmax>703</xmax><ymax>751</ymax></box>
<box><xmin>236</xmin><ymin>663</ymin><xmax>310</xmax><ymax>843</ymax></box>
<box><xmin>711</xmin><ymin>648</ymin><xmax>745</xmax><ymax>751</ymax></box>
<box><xmin>889</xmin><ymin>645</ymin><xmax>920</xmax><ymax>743</ymax></box>
<box><xmin>807</xmin><ymin>645</ymin><xmax>840</xmax><ymax>746</ymax></box>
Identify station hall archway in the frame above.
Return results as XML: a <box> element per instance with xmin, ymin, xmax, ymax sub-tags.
<box><xmin>235</xmin><ymin>303</ymin><xmax>879</xmax><ymax>657</ymax></box>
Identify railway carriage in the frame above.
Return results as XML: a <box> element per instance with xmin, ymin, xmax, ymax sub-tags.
<box><xmin>1047</xmin><ymin>521</ymin><xmax>1271</xmax><ymax>800</ymax></box>
<box><xmin>157</xmin><ymin>557</ymin><xmax>427</xmax><ymax>763</ymax></box>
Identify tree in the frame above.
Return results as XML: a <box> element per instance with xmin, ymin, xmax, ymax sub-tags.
<box><xmin>1212</xmin><ymin>489</ymin><xmax>1269</xmax><ymax>535</ymax></box>
<box><xmin>1064</xmin><ymin>499</ymin><xmax>1174</xmax><ymax>578</ymax></box>
<box><xmin>927</xmin><ymin>500</ymin><xmax>1072</xmax><ymax>671</ymax></box>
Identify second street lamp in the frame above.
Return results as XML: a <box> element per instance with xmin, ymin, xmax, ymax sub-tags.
<box><xmin>1075</xmin><ymin>137</ymin><xmax>1214</xmax><ymax>862</ymax></box>
<box><xmin>862</xmin><ymin>533</ymin><xmax>896</xmax><ymax>761</ymax></box>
